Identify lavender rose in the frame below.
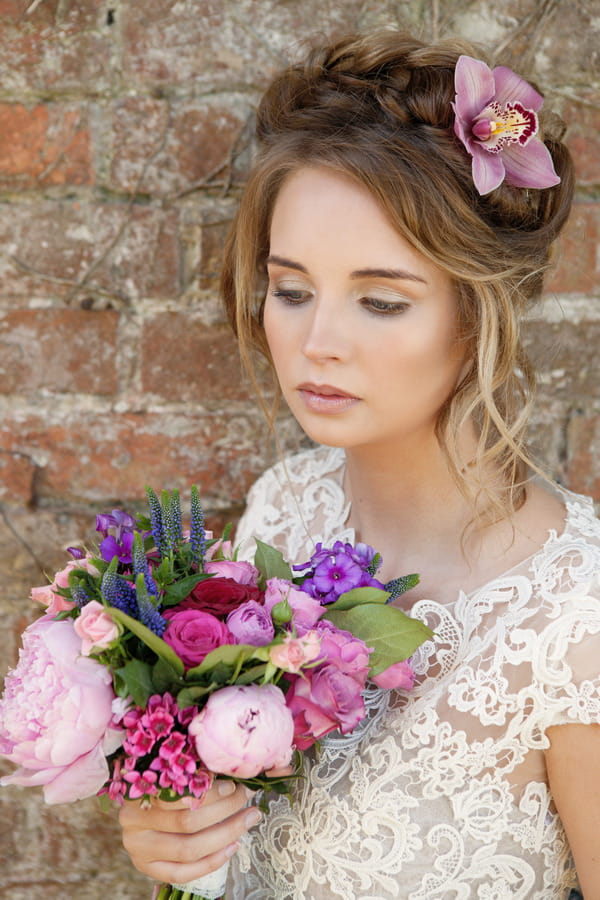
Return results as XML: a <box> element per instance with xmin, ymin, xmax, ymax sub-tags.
<box><xmin>0</xmin><ymin>616</ymin><xmax>123</xmax><ymax>803</ymax></box>
<box><xmin>226</xmin><ymin>600</ymin><xmax>275</xmax><ymax>646</ymax></box>
<box><xmin>264</xmin><ymin>578</ymin><xmax>324</xmax><ymax>632</ymax></box>
<box><xmin>189</xmin><ymin>683</ymin><xmax>294</xmax><ymax>778</ymax></box>
<box><xmin>163</xmin><ymin>608</ymin><xmax>233</xmax><ymax>670</ymax></box>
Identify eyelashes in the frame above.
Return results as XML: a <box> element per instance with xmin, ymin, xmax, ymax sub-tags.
<box><xmin>269</xmin><ymin>288</ymin><xmax>410</xmax><ymax>316</ymax></box>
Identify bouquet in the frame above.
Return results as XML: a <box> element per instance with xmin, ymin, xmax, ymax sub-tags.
<box><xmin>0</xmin><ymin>486</ymin><xmax>432</xmax><ymax>900</ymax></box>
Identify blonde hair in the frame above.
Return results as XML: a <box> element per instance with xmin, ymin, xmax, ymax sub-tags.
<box><xmin>221</xmin><ymin>31</ymin><xmax>574</xmax><ymax>524</ymax></box>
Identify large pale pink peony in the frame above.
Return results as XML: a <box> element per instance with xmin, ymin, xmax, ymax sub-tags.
<box><xmin>0</xmin><ymin>616</ymin><xmax>123</xmax><ymax>803</ymax></box>
<box><xmin>189</xmin><ymin>684</ymin><xmax>294</xmax><ymax>778</ymax></box>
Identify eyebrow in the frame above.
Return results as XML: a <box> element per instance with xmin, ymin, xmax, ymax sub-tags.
<box><xmin>266</xmin><ymin>255</ymin><xmax>428</xmax><ymax>284</ymax></box>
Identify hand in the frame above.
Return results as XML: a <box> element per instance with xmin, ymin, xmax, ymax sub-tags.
<box><xmin>119</xmin><ymin>780</ymin><xmax>261</xmax><ymax>886</ymax></box>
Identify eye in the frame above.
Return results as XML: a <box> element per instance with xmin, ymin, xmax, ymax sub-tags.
<box><xmin>270</xmin><ymin>288</ymin><xmax>312</xmax><ymax>305</ymax></box>
<box><xmin>361</xmin><ymin>297</ymin><xmax>410</xmax><ymax>316</ymax></box>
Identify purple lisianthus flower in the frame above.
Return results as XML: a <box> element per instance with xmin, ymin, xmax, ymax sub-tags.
<box><xmin>96</xmin><ymin>509</ymin><xmax>136</xmax><ymax>564</ymax></box>
<box><xmin>226</xmin><ymin>600</ymin><xmax>275</xmax><ymax>646</ymax></box>
<box><xmin>452</xmin><ymin>54</ymin><xmax>560</xmax><ymax>195</ymax></box>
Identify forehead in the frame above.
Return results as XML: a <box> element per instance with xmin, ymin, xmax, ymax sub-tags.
<box><xmin>269</xmin><ymin>166</ymin><xmax>450</xmax><ymax>286</ymax></box>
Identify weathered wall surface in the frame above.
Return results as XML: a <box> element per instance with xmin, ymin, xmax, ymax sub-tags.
<box><xmin>0</xmin><ymin>0</ymin><xmax>598</xmax><ymax>896</ymax></box>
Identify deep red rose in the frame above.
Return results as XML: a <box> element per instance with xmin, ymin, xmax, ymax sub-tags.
<box><xmin>182</xmin><ymin>576</ymin><xmax>261</xmax><ymax>618</ymax></box>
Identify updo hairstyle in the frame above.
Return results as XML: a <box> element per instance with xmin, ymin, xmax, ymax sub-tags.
<box><xmin>221</xmin><ymin>31</ymin><xmax>575</xmax><ymax>522</ymax></box>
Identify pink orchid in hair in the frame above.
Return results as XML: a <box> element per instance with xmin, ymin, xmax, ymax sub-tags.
<box><xmin>452</xmin><ymin>54</ymin><xmax>560</xmax><ymax>196</ymax></box>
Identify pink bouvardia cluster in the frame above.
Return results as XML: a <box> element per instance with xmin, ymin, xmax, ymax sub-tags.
<box><xmin>452</xmin><ymin>54</ymin><xmax>560</xmax><ymax>195</ymax></box>
<box><xmin>0</xmin><ymin>488</ymin><xmax>427</xmax><ymax>812</ymax></box>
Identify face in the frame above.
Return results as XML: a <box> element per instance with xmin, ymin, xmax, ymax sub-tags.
<box><xmin>263</xmin><ymin>166</ymin><xmax>468</xmax><ymax>457</ymax></box>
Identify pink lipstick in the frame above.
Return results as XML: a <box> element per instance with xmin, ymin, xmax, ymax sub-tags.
<box><xmin>297</xmin><ymin>383</ymin><xmax>360</xmax><ymax>414</ymax></box>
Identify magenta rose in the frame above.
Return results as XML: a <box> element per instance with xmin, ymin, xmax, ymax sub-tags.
<box><xmin>184</xmin><ymin>576</ymin><xmax>261</xmax><ymax>617</ymax></box>
<box><xmin>264</xmin><ymin>578</ymin><xmax>324</xmax><ymax>632</ymax></box>
<box><xmin>226</xmin><ymin>600</ymin><xmax>275</xmax><ymax>646</ymax></box>
<box><xmin>163</xmin><ymin>608</ymin><xmax>234</xmax><ymax>670</ymax></box>
<box><xmin>285</xmin><ymin>663</ymin><xmax>366</xmax><ymax>751</ymax></box>
<box><xmin>189</xmin><ymin>683</ymin><xmax>294</xmax><ymax>778</ymax></box>
<box><xmin>0</xmin><ymin>616</ymin><xmax>123</xmax><ymax>803</ymax></box>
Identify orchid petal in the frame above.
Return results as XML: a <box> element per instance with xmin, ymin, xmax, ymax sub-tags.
<box><xmin>471</xmin><ymin>146</ymin><xmax>506</xmax><ymax>195</ymax></box>
<box><xmin>501</xmin><ymin>137</ymin><xmax>560</xmax><ymax>189</ymax></box>
<box><xmin>454</xmin><ymin>55</ymin><xmax>495</xmax><ymax>121</ymax></box>
<box><xmin>493</xmin><ymin>65</ymin><xmax>543</xmax><ymax>111</ymax></box>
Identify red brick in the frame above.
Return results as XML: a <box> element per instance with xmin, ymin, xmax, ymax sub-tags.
<box><xmin>108</xmin><ymin>97</ymin><xmax>251</xmax><ymax>196</ymax></box>
<box><xmin>141</xmin><ymin>316</ymin><xmax>248</xmax><ymax>404</ymax></box>
<box><xmin>199</xmin><ymin>219</ymin><xmax>232</xmax><ymax>289</ymax></box>
<box><xmin>567</xmin><ymin>412</ymin><xmax>600</xmax><ymax>502</ymax></box>
<box><xmin>0</xmin><ymin>4</ymin><xmax>112</xmax><ymax>93</ymax></box>
<box><xmin>0</xmin><ymin>201</ymin><xmax>181</xmax><ymax>301</ymax></box>
<box><xmin>524</xmin><ymin>319</ymin><xmax>600</xmax><ymax>403</ymax></box>
<box><xmin>0</xmin><ymin>309</ymin><xmax>119</xmax><ymax>394</ymax></box>
<box><xmin>0</xmin><ymin>104</ymin><xmax>92</xmax><ymax>189</ymax></box>
<box><xmin>0</xmin><ymin>410</ymin><xmax>265</xmax><ymax>507</ymax></box>
<box><xmin>562</xmin><ymin>91</ymin><xmax>600</xmax><ymax>186</ymax></box>
<box><xmin>0</xmin><ymin>447</ymin><xmax>37</xmax><ymax>505</ymax></box>
<box><xmin>547</xmin><ymin>201</ymin><xmax>599</xmax><ymax>294</ymax></box>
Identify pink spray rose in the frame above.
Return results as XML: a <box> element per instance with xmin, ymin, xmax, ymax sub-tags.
<box><xmin>372</xmin><ymin>660</ymin><xmax>415</xmax><ymax>691</ymax></box>
<box><xmin>264</xmin><ymin>578</ymin><xmax>324</xmax><ymax>631</ymax></box>
<box><xmin>73</xmin><ymin>600</ymin><xmax>120</xmax><ymax>656</ymax></box>
<box><xmin>0</xmin><ymin>616</ymin><xmax>122</xmax><ymax>803</ymax></box>
<box><xmin>204</xmin><ymin>558</ymin><xmax>259</xmax><ymax>585</ymax></box>
<box><xmin>269</xmin><ymin>630</ymin><xmax>322</xmax><ymax>674</ymax></box>
<box><xmin>189</xmin><ymin>683</ymin><xmax>294</xmax><ymax>778</ymax></box>
<box><xmin>315</xmin><ymin>620</ymin><xmax>372</xmax><ymax>682</ymax></box>
<box><xmin>226</xmin><ymin>600</ymin><xmax>275</xmax><ymax>646</ymax></box>
<box><xmin>163</xmin><ymin>608</ymin><xmax>233</xmax><ymax>670</ymax></box>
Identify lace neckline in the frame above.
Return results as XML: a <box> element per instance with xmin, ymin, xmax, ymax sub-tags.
<box><xmin>303</xmin><ymin>445</ymin><xmax>584</xmax><ymax>605</ymax></box>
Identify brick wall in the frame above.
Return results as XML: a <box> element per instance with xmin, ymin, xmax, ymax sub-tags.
<box><xmin>0</xmin><ymin>1</ymin><xmax>598</xmax><ymax>897</ymax></box>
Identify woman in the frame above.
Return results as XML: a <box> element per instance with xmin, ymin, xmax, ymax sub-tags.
<box><xmin>120</xmin><ymin>32</ymin><xmax>600</xmax><ymax>898</ymax></box>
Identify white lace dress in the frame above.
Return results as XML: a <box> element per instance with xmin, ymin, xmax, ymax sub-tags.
<box><xmin>228</xmin><ymin>445</ymin><xmax>600</xmax><ymax>899</ymax></box>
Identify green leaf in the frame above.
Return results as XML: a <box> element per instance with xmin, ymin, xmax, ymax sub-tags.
<box><xmin>185</xmin><ymin>643</ymin><xmax>270</xmax><ymax>681</ymax></box>
<box><xmin>177</xmin><ymin>684</ymin><xmax>220</xmax><ymax>707</ymax></box>
<box><xmin>114</xmin><ymin>658</ymin><xmax>155</xmax><ymax>707</ymax></box>
<box><xmin>254</xmin><ymin>539</ymin><xmax>293</xmax><ymax>586</ymax></box>
<box><xmin>325</xmin><ymin>586</ymin><xmax>390</xmax><ymax>611</ymax></box>
<box><xmin>108</xmin><ymin>607</ymin><xmax>185</xmax><ymax>676</ymax></box>
<box><xmin>323</xmin><ymin>604</ymin><xmax>433</xmax><ymax>676</ymax></box>
<box><xmin>152</xmin><ymin>657</ymin><xmax>186</xmax><ymax>694</ymax></box>
<box><xmin>235</xmin><ymin>663</ymin><xmax>268</xmax><ymax>685</ymax></box>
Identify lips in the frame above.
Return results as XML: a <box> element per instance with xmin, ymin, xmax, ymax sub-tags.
<box><xmin>297</xmin><ymin>382</ymin><xmax>358</xmax><ymax>400</ymax></box>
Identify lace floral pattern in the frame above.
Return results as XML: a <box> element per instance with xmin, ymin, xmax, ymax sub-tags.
<box><xmin>228</xmin><ymin>446</ymin><xmax>600</xmax><ymax>899</ymax></box>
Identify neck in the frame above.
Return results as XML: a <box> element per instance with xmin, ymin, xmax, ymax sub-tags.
<box><xmin>342</xmin><ymin>431</ymin><xmax>482</xmax><ymax>586</ymax></box>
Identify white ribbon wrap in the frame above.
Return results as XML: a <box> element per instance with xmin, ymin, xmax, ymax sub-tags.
<box><xmin>171</xmin><ymin>860</ymin><xmax>229</xmax><ymax>899</ymax></box>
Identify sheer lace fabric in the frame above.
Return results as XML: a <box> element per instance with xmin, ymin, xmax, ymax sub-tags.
<box><xmin>227</xmin><ymin>446</ymin><xmax>600</xmax><ymax>899</ymax></box>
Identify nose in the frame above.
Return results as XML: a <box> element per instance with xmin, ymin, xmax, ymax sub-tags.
<box><xmin>301</xmin><ymin>296</ymin><xmax>349</xmax><ymax>363</ymax></box>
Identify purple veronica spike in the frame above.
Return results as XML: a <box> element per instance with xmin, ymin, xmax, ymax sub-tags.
<box><xmin>452</xmin><ymin>55</ymin><xmax>560</xmax><ymax>195</ymax></box>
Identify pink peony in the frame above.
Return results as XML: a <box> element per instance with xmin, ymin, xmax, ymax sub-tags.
<box><xmin>269</xmin><ymin>630</ymin><xmax>322</xmax><ymax>674</ymax></box>
<box><xmin>73</xmin><ymin>601</ymin><xmax>120</xmax><ymax>656</ymax></box>
<box><xmin>372</xmin><ymin>660</ymin><xmax>415</xmax><ymax>691</ymax></box>
<box><xmin>226</xmin><ymin>600</ymin><xmax>275</xmax><ymax>646</ymax></box>
<box><xmin>189</xmin><ymin>684</ymin><xmax>294</xmax><ymax>778</ymax></box>
<box><xmin>163</xmin><ymin>608</ymin><xmax>233</xmax><ymax>670</ymax></box>
<box><xmin>264</xmin><ymin>578</ymin><xmax>324</xmax><ymax>631</ymax></box>
<box><xmin>204</xmin><ymin>558</ymin><xmax>259</xmax><ymax>585</ymax></box>
<box><xmin>0</xmin><ymin>616</ymin><xmax>122</xmax><ymax>803</ymax></box>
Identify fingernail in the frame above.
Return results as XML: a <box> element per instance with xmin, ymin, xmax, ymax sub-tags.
<box><xmin>245</xmin><ymin>808</ymin><xmax>262</xmax><ymax>828</ymax></box>
<box><xmin>218</xmin><ymin>780</ymin><xmax>236</xmax><ymax>796</ymax></box>
<box><xmin>225</xmin><ymin>841</ymin><xmax>240</xmax><ymax>858</ymax></box>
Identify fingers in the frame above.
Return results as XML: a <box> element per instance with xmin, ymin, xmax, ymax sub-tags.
<box><xmin>133</xmin><ymin>802</ymin><xmax>262</xmax><ymax>884</ymax></box>
<box><xmin>119</xmin><ymin>781</ymin><xmax>263</xmax><ymax>884</ymax></box>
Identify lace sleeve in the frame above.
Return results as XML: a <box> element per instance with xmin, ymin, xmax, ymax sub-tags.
<box><xmin>531</xmin><ymin>528</ymin><xmax>600</xmax><ymax>734</ymax></box>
